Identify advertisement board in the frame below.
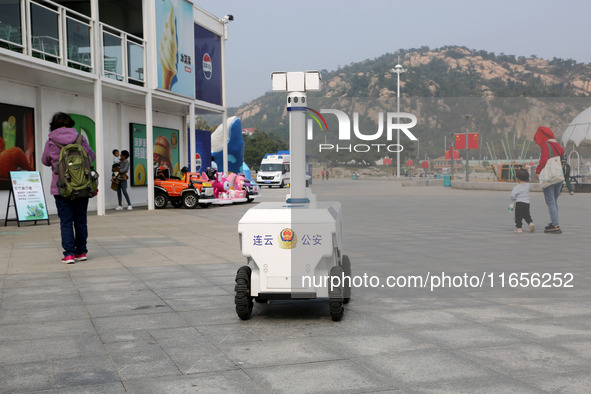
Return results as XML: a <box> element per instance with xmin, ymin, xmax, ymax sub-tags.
<box><xmin>0</xmin><ymin>103</ymin><xmax>35</xmax><ymax>190</ymax></box>
<box><xmin>187</xmin><ymin>128</ymin><xmax>212</xmax><ymax>172</ymax></box>
<box><xmin>69</xmin><ymin>114</ymin><xmax>96</xmax><ymax>166</ymax></box>
<box><xmin>155</xmin><ymin>0</ymin><xmax>195</xmax><ymax>97</ymax></box>
<box><xmin>9</xmin><ymin>171</ymin><xmax>49</xmax><ymax>222</ymax></box>
<box><xmin>194</xmin><ymin>23</ymin><xmax>223</xmax><ymax>106</ymax></box>
<box><xmin>129</xmin><ymin>123</ymin><xmax>181</xmax><ymax>186</ymax></box>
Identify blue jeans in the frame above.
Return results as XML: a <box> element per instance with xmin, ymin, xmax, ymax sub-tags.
<box><xmin>543</xmin><ymin>182</ymin><xmax>563</xmax><ymax>226</ymax></box>
<box><xmin>54</xmin><ymin>195</ymin><xmax>89</xmax><ymax>257</ymax></box>
<box><xmin>117</xmin><ymin>180</ymin><xmax>131</xmax><ymax>206</ymax></box>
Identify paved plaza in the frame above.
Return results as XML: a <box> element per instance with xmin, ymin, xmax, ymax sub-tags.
<box><xmin>1</xmin><ymin>179</ymin><xmax>590</xmax><ymax>393</ymax></box>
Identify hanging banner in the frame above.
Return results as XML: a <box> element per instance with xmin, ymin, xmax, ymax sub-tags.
<box><xmin>129</xmin><ymin>123</ymin><xmax>181</xmax><ymax>185</ymax></box>
<box><xmin>187</xmin><ymin>128</ymin><xmax>212</xmax><ymax>172</ymax></box>
<box><xmin>455</xmin><ymin>133</ymin><xmax>479</xmax><ymax>150</ymax></box>
<box><xmin>194</xmin><ymin>23</ymin><xmax>223</xmax><ymax>105</ymax></box>
<box><xmin>9</xmin><ymin>171</ymin><xmax>49</xmax><ymax>221</ymax></box>
<box><xmin>155</xmin><ymin>0</ymin><xmax>195</xmax><ymax>97</ymax></box>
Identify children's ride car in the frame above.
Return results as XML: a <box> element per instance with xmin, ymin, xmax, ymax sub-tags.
<box><xmin>154</xmin><ymin>167</ymin><xmax>215</xmax><ymax>209</ymax></box>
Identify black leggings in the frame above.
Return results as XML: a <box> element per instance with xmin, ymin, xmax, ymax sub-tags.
<box><xmin>515</xmin><ymin>202</ymin><xmax>532</xmax><ymax>228</ymax></box>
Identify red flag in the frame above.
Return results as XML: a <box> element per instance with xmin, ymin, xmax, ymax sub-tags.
<box><xmin>406</xmin><ymin>160</ymin><xmax>413</xmax><ymax>166</ymax></box>
<box><xmin>421</xmin><ymin>161</ymin><xmax>429</xmax><ymax>169</ymax></box>
<box><xmin>454</xmin><ymin>134</ymin><xmax>465</xmax><ymax>150</ymax></box>
<box><xmin>468</xmin><ymin>133</ymin><xmax>479</xmax><ymax>149</ymax></box>
<box><xmin>445</xmin><ymin>150</ymin><xmax>450</xmax><ymax>160</ymax></box>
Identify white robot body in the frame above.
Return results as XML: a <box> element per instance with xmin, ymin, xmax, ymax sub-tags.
<box><xmin>234</xmin><ymin>71</ymin><xmax>350</xmax><ymax>321</ymax></box>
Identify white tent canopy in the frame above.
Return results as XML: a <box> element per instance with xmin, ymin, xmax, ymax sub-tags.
<box><xmin>562</xmin><ymin>106</ymin><xmax>591</xmax><ymax>147</ymax></box>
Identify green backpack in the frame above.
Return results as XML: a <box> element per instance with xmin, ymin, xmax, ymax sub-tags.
<box><xmin>51</xmin><ymin>135</ymin><xmax>98</xmax><ymax>200</ymax></box>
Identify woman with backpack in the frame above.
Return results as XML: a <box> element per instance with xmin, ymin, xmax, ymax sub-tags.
<box><xmin>534</xmin><ymin>126</ymin><xmax>565</xmax><ymax>234</ymax></box>
<box><xmin>42</xmin><ymin>112</ymin><xmax>95</xmax><ymax>263</ymax></box>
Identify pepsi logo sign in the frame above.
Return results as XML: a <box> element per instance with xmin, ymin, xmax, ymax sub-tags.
<box><xmin>202</xmin><ymin>53</ymin><xmax>212</xmax><ymax>80</ymax></box>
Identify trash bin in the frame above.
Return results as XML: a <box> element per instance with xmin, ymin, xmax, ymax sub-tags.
<box><xmin>443</xmin><ymin>174</ymin><xmax>451</xmax><ymax>187</ymax></box>
<box><xmin>436</xmin><ymin>174</ymin><xmax>441</xmax><ymax>179</ymax></box>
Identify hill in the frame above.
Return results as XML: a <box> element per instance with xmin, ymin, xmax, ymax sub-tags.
<box><xmin>232</xmin><ymin>46</ymin><xmax>591</xmax><ymax>165</ymax></box>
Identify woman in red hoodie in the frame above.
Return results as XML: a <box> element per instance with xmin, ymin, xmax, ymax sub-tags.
<box><xmin>534</xmin><ymin>126</ymin><xmax>565</xmax><ymax>234</ymax></box>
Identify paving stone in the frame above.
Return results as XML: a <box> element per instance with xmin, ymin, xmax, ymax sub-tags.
<box><xmin>0</xmin><ymin>319</ymin><xmax>96</xmax><ymax>342</ymax></box>
<box><xmin>122</xmin><ymin>369</ymin><xmax>263</xmax><ymax>393</ymax></box>
<box><xmin>354</xmin><ymin>349</ymin><xmax>495</xmax><ymax>385</ymax></box>
<box><xmin>92</xmin><ymin>312</ymin><xmax>191</xmax><ymax>344</ymax></box>
<box><xmin>218</xmin><ymin>337</ymin><xmax>344</xmax><ymax>368</ymax></box>
<box><xmin>245</xmin><ymin>360</ymin><xmax>395</xmax><ymax>393</ymax></box>
<box><xmin>518</xmin><ymin>371</ymin><xmax>591</xmax><ymax>393</ymax></box>
<box><xmin>0</xmin><ymin>335</ymin><xmax>106</xmax><ymax>365</ymax></box>
<box><xmin>105</xmin><ymin>339</ymin><xmax>181</xmax><ymax>380</ymax></box>
<box><xmin>52</xmin><ymin>355</ymin><xmax>120</xmax><ymax>388</ymax></box>
<box><xmin>149</xmin><ymin>327</ymin><xmax>237</xmax><ymax>374</ymax></box>
<box><xmin>456</xmin><ymin>343</ymin><xmax>588</xmax><ymax>376</ymax></box>
<box><xmin>0</xmin><ymin>361</ymin><xmax>54</xmax><ymax>392</ymax></box>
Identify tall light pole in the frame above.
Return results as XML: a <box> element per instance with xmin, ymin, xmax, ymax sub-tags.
<box><xmin>464</xmin><ymin>114</ymin><xmax>471</xmax><ymax>182</ymax></box>
<box><xmin>221</xmin><ymin>14</ymin><xmax>234</xmax><ymax>173</ymax></box>
<box><xmin>391</xmin><ymin>60</ymin><xmax>406</xmax><ymax>178</ymax></box>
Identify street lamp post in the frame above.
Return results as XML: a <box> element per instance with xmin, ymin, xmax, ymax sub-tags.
<box><xmin>391</xmin><ymin>60</ymin><xmax>406</xmax><ymax>178</ymax></box>
<box><xmin>464</xmin><ymin>114</ymin><xmax>471</xmax><ymax>182</ymax></box>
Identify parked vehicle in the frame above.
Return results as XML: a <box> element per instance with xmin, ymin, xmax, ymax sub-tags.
<box><xmin>256</xmin><ymin>152</ymin><xmax>290</xmax><ymax>188</ymax></box>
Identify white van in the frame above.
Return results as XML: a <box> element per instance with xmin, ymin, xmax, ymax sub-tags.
<box><xmin>256</xmin><ymin>153</ymin><xmax>290</xmax><ymax>188</ymax></box>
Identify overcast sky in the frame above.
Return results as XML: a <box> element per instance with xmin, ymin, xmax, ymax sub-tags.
<box><xmin>198</xmin><ymin>0</ymin><xmax>591</xmax><ymax>107</ymax></box>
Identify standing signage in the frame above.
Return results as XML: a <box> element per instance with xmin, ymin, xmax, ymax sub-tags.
<box><xmin>130</xmin><ymin>123</ymin><xmax>181</xmax><ymax>185</ymax></box>
<box><xmin>194</xmin><ymin>23</ymin><xmax>223</xmax><ymax>105</ymax></box>
<box><xmin>5</xmin><ymin>171</ymin><xmax>49</xmax><ymax>226</ymax></box>
<box><xmin>155</xmin><ymin>0</ymin><xmax>195</xmax><ymax>97</ymax></box>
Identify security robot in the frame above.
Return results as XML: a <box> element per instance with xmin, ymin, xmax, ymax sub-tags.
<box><xmin>235</xmin><ymin>71</ymin><xmax>351</xmax><ymax>321</ymax></box>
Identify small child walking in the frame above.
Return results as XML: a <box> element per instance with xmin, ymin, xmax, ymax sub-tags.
<box><xmin>510</xmin><ymin>169</ymin><xmax>535</xmax><ymax>233</ymax></box>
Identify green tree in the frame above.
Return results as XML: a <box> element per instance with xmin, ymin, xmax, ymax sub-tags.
<box><xmin>244</xmin><ymin>131</ymin><xmax>288</xmax><ymax>171</ymax></box>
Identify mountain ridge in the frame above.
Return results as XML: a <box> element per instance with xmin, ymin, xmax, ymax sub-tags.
<box><xmin>231</xmin><ymin>46</ymin><xmax>591</xmax><ymax>162</ymax></box>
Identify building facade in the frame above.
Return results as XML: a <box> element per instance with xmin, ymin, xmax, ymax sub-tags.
<box><xmin>0</xmin><ymin>0</ymin><xmax>228</xmax><ymax>216</ymax></box>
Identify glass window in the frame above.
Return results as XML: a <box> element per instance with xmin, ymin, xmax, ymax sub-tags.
<box><xmin>103</xmin><ymin>31</ymin><xmax>122</xmax><ymax>78</ymax></box>
<box><xmin>31</xmin><ymin>2</ymin><xmax>60</xmax><ymax>59</ymax></box>
<box><xmin>67</xmin><ymin>18</ymin><xmax>91</xmax><ymax>67</ymax></box>
<box><xmin>127</xmin><ymin>41</ymin><xmax>144</xmax><ymax>82</ymax></box>
<box><xmin>260</xmin><ymin>164</ymin><xmax>283</xmax><ymax>172</ymax></box>
<box><xmin>0</xmin><ymin>0</ymin><xmax>22</xmax><ymax>45</ymax></box>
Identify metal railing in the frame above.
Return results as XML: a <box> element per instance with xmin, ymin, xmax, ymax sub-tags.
<box><xmin>0</xmin><ymin>0</ymin><xmax>145</xmax><ymax>85</ymax></box>
<box><xmin>100</xmin><ymin>23</ymin><xmax>145</xmax><ymax>85</ymax></box>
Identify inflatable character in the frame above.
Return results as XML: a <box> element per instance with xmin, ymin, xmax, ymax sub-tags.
<box><xmin>210</xmin><ymin>116</ymin><xmax>244</xmax><ymax>173</ymax></box>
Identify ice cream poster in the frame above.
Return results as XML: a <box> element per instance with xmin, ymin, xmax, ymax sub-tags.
<box><xmin>9</xmin><ymin>171</ymin><xmax>49</xmax><ymax>222</ymax></box>
<box><xmin>155</xmin><ymin>0</ymin><xmax>195</xmax><ymax>97</ymax></box>
<box><xmin>129</xmin><ymin>123</ymin><xmax>180</xmax><ymax>186</ymax></box>
<box><xmin>0</xmin><ymin>103</ymin><xmax>35</xmax><ymax>190</ymax></box>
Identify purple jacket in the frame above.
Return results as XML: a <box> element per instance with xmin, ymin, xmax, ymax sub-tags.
<box><xmin>42</xmin><ymin>127</ymin><xmax>96</xmax><ymax>195</ymax></box>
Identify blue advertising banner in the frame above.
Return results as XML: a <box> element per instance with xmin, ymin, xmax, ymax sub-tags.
<box><xmin>194</xmin><ymin>24</ymin><xmax>223</xmax><ymax>106</ymax></box>
<box><xmin>187</xmin><ymin>128</ymin><xmax>212</xmax><ymax>173</ymax></box>
<box><xmin>156</xmin><ymin>0</ymin><xmax>195</xmax><ymax>97</ymax></box>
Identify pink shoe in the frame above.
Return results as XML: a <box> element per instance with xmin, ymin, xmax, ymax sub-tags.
<box><xmin>514</xmin><ymin>228</ymin><xmax>522</xmax><ymax>233</ymax></box>
<box><xmin>61</xmin><ymin>255</ymin><xmax>75</xmax><ymax>264</ymax></box>
<box><xmin>75</xmin><ymin>254</ymin><xmax>87</xmax><ymax>261</ymax></box>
